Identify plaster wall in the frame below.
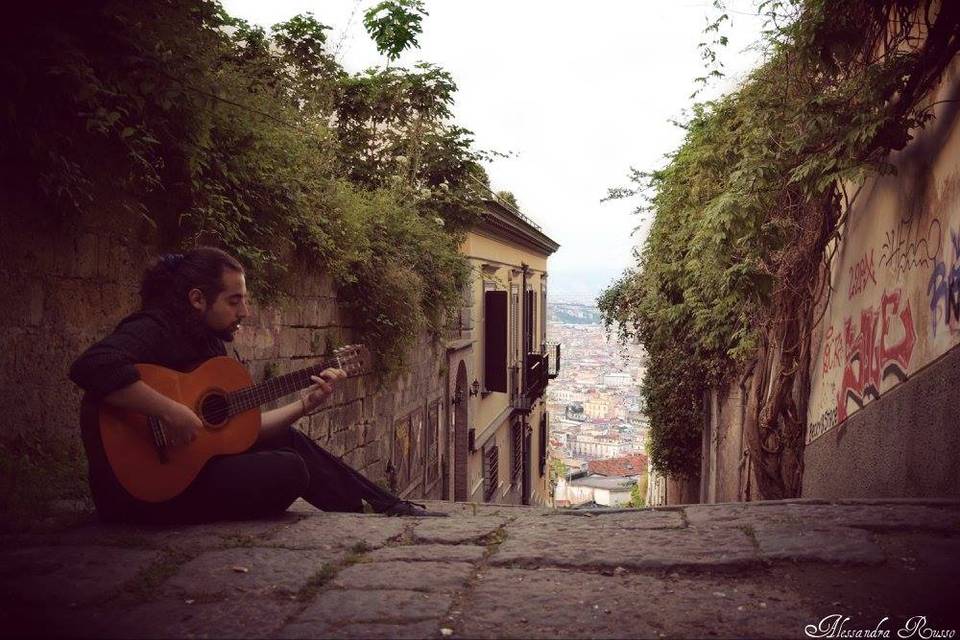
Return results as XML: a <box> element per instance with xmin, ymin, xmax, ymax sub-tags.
<box><xmin>455</xmin><ymin>221</ymin><xmax>553</xmax><ymax>506</ymax></box>
<box><xmin>808</xmin><ymin>59</ymin><xmax>960</xmax><ymax>440</ymax></box>
<box><xmin>803</xmin><ymin>58</ymin><xmax>960</xmax><ymax>498</ymax></box>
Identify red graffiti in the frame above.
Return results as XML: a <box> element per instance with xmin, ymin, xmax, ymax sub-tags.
<box><xmin>821</xmin><ymin>325</ymin><xmax>845</xmax><ymax>375</ymax></box>
<box><xmin>836</xmin><ymin>289</ymin><xmax>916</xmax><ymax>421</ymax></box>
<box><xmin>847</xmin><ymin>249</ymin><xmax>877</xmax><ymax>299</ymax></box>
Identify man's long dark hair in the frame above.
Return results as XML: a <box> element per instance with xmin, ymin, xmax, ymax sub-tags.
<box><xmin>139</xmin><ymin>247</ymin><xmax>244</xmax><ymax>339</ymax></box>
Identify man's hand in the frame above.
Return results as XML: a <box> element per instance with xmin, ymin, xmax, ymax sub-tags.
<box><xmin>301</xmin><ymin>368</ymin><xmax>347</xmax><ymax>416</ymax></box>
<box><xmin>159</xmin><ymin>401</ymin><xmax>202</xmax><ymax>447</ymax></box>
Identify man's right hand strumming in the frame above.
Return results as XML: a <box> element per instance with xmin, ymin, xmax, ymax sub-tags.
<box><xmin>104</xmin><ymin>380</ymin><xmax>201</xmax><ymax>447</ymax></box>
<box><xmin>159</xmin><ymin>401</ymin><xmax>202</xmax><ymax>447</ymax></box>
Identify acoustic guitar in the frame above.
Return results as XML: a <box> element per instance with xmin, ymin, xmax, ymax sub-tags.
<box><xmin>92</xmin><ymin>344</ymin><xmax>370</xmax><ymax>503</ymax></box>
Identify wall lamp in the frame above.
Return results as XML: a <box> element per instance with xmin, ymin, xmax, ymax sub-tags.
<box><xmin>470</xmin><ymin>379</ymin><xmax>481</xmax><ymax>397</ymax></box>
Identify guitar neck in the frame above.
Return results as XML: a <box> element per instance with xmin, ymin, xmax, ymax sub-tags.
<box><xmin>228</xmin><ymin>356</ymin><xmax>344</xmax><ymax>415</ymax></box>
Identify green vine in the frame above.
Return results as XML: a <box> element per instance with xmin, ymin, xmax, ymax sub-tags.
<box><xmin>1</xmin><ymin>0</ymin><xmax>491</xmax><ymax>377</ymax></box>
<box><xmin>601</xmin><ymin>0</ymin><xmax>960</xmax><ymax>493</ymax></box>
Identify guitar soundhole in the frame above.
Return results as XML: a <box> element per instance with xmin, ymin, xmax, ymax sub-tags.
<box><xmin>200</xmin><ymin>393</ymin><xmax>229</xmax><ymax>427</ymax></box>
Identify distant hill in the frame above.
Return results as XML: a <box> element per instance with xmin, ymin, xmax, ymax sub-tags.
<box><xmin>549</xmin><ymin>303</ymin><xmax>603</xmax><ymax>325</ymax></box>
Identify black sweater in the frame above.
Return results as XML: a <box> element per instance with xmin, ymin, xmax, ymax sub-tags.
<box><xmin>69</xmin><ymin>307</ymin><xmax>227</xmax><ymax>398</ymax></box>
<box><xmin>69</xmin><ymin>307</ymin><xmax>227</xmax><ymax>518</ymax></box>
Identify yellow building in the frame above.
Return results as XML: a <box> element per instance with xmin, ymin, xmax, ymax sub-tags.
<box><xmin>444</xmin><ymin>198</ymin><xmax>560</xmax><ymax>505</ymax></box>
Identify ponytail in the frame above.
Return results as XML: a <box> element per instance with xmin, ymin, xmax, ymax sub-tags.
<box><xmin>139</xmin><ymin>247</ymin><xmax>243</xmax><ymax>311</ymax></box>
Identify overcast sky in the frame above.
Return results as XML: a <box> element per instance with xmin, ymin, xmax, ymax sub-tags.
<box><xmin>221</xmin><ymin>0</ymin><xmax>767</xmax><ymax>302</ymax></box>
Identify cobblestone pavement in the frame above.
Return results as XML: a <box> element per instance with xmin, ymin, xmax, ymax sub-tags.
<box><xmin>2</xmin><ymin>499</ymin><xmax>959</xmax><ymax>639</ymax></box>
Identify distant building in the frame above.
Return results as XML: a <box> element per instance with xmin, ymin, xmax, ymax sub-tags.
<box><xmin>647</xmin><ymin>459</ymin><xmax>668</xmax><ymax>507</ymax></box>
<box><xmin>583</xmin><ymin>397</ymin><xmax>610</xmax><ymax>419</ymax></box>
<box><xmin>568</xmin><ymin>433</ymin><xmax>624</xmax><ymax>459</ymax></box>
<box><xmin>445</xmin><ymin>198</ymin><xmax>560</xmax><ymax>507</ymax></box>
<box><xmin>588</xmin><ymin>453</ymin><xmax>648</xmax><ymax>478</ymax></box>
<box><xmin>602</xmin><ymin>372</ymin><xmax>632</xmax><ymax>388</ymax></box>
<box><xmin>565</xmin><ymin>402</ymin><xmax>586</xmax><ymax>421</ymax></box>
<box><xmin>554</xmin><ymin>475</ymin><xmax>636</xmax><ymax>507</ymax></box>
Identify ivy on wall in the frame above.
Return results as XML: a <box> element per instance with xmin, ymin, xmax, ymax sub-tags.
<box><xmin>600</xmin><ymin>0</ymin><xmax>960</xmax><ymax>495</ymax></box>
<box><xmin>0</xmin><ymin>0</ymin><xmax>491</xmax><ymax>376</ymax></box>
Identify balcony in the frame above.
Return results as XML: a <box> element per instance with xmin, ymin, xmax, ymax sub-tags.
<box><xmin>524</xmin><ymin>343</ymin><xmax>560</xmax><ymax>401</ymax></box>
<box><xmin>546</xmin><ymin>342</ymin><xmax>561</xmax><ymax>379</ymax></box>
<box><xmin>443</xmin><ymin>306</ymin><xmax>474</xmax><ymax>341</ymax></box>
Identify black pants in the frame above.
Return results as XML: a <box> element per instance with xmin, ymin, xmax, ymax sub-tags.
<box><xmin>90</xmin><ymin>426</ymin><xmax>401</xmax><ymax>524</ymax></box>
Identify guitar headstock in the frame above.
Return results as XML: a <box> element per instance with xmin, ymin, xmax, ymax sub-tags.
<box><xmin>333</xmin><ymin>344</ymin><xmax>371</xmax><ymax>377</ymax></box>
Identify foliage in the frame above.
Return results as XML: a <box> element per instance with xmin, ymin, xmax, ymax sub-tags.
<box><xmin>548</xmin><ymin>458</ymin><xmax>568</xmax><ymax>495</ymax></box>
<box><xmin>364</xmin><ymin>0</ymin><xmax>428</xmax><ymax>62</ymax></box>
<box><xmin>600</xmin><ymin>0</ymin><xmax>960</xmax><ymax>492</ymax></box>
<box><xmin>626</xmin><ymin>474</ymin><xmax>648</xmax><ymax>508</ymax></box>
<box><xmin>0</xmin><ymin>0</ymin><xmax>492</xmax><ymax>377</ymax></box>
<box><xmin>0</xmin><ymin>432</ymin><xmax>93</xmax><ymax>531</ymax></box>
<box><xmin>495</xmin><ymin>190</ymin><xmax>521</xmax><ymax>212</ymax></box>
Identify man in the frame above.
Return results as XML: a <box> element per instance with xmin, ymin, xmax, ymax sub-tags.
<box><xmin>70</xmin><ymin>246</ymin><xmax>446</xmax><ymax>523</ymax></box>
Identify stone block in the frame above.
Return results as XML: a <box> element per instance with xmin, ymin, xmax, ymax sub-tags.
<box><xmin>684</xmin><ymin>503</ymin><xmax>960</xmax><ymax>534</ymax></box>
<box><xmin>300</xmin><ymin>298</ymin><xmax>336</xmax><ymax>328</ymax></box>
<box><xmin>366</xmin><ymin>544</ymin><xmax>485</xmax><ymax>563</ymax></box>
<box><xmin>107</xmin><ymin>596</ymin><xmax>300</xmax><ymax>639</ymax></box>
<box><xmin>267</xmin><ymin>513</ymin><xmax>404</xmax><ymax>550</ymax></box>
<box><xmin>362</xmin><ymin>443</ymin><xmax>382</xmax><ymax>468</ymax></box>
<box><xmin>116</xmin><ymin>241</ymin><xmax>152</xmax><ymax>286</ymax></box>
<box><xmin>76</xmin><ymin>232</ymin><xmax>99</xmax><ymax>279</ymax></box>
<box><xmin>43</xmin><ymin>277</ymin><xmax>94</xmax><ymax>330</ymax></box>
<box><xmin>1</xmin><ymin>279</ymin><xmax>44</xmax><ymax>327</ymax></box>
<box><xmin>163</xmin><ymin>548</ymin><xmax>322</xmax><ymax>597</ymax></box>
<box><xmin>282</xmin><ymin>620</ymin><xmax>442</xmax><ymax>640</ymax></box>
<box><xmin>327</xmin><ymin>430</ymin><xmax>348</xmax><ymax>456</ymax></box>
<box><xmin>98</xmin><ymin>283</ymin><xmax>136</xmax><ymax>321</ymax></box>
<box><xmin>412</xmin><ymin>517</ymin><xmax>508</xmax><ymax>545</ymax></box>
<box><xmin>279</xmin><ymin>300</ymin><xmax>302</xmax><ymax>327</ymax></box>
<box><xmin>554</xmin><ymin>509</ymin><xmax>684</xmax><ymax>530</ymax></box>
<box><xmin>343</xmin><ymin>448</ymin><xmax>364</xmax><ymax>470</ymax></box>
<box><xmin>0</xmin><ymin>545</ymin><xmax>160</xmax><ymax>605</ymax></box>
<box><xmin>332</xmin><ymin>561</ymin><xmax>474</xmax><ymax>593</ymax></box>
<box><xmin>288</xmin><ymin>589</ymin><xmax>451</xmax><ymax>627</ymax></box>
<box><xmin>277</xmin><ymin>328</ymin><xmax>313</xmax><ymax>358</ymax></box>
<box><xmin>491</xmin><ymin>521</ymin><xmax>759</xmax><ymax>571</ymax></box>
<box><xmin>753</xmin><ymin>525</ymin><xmax>885</xmax><ymax>564</ymax></box>
<box><xmin>459</xmin><ymin>567</ymin><xmax>816</xmax><ymax>640</ymax></box>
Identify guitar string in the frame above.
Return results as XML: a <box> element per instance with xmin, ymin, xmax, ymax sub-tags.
<box><xmin>200</xmin><ymin>353</ymin><xmax>362</xmax><ymax>423</ymax></box>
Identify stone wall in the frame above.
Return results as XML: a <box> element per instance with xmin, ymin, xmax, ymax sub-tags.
<box><xmin>0</xmin><ymin>193</ymin><xmax>447</xmax><ymax>503</ymax></box>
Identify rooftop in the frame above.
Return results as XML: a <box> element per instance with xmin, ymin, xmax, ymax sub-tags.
<box><xmin>587</xmin><ymin>453</ymin><xmax>649</xmax><ymax>478</ymax></box>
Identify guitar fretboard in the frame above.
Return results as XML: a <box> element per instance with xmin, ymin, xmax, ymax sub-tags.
<box><xmin>226</xmin><ymin>355</ymin><xmax>343</xmax><ymax>415</ymax></box>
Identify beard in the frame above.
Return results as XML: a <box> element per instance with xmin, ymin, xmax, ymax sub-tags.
<box><xmin>213</xmin><ymin>326</ymin><xmax>237</xmax><ymax>342</ymax></box>
<box><xmin>184</xmin><ymin>306</ymin><xmax>236</xmax><ymax>343</ymax></box>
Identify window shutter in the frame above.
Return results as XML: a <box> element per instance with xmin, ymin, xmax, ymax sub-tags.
<box><xmin>524</xmin><ymin>289</ymin><xmax>535</xmax><ymax>354</ymax></box>
<box><xmin>511</xmin><ymin>420</ymin><xmax>523</xmax><ymax>483</ymax></box>
<box><xmin>484</xmin><ymin>290</ymin><xmax>508</xmax><ymax>392</ymax></box>
<box><xmin>483</xmin><ymin>444</ymin><xmax>499</xmax><ymax>502</ymax></box>
<box><xmin>539</xmin><ymin>412</ymin><xmax>548</xmax><ymax>476</ymax></box>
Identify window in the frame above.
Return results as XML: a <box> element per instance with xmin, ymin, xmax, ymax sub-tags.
<box><xmin>483</xmin><ymin>443</ymin><xmax>499</xmax><ymax>502</ymax></box>
<box><xmin>484</xmin><ymin>290</ymin><xmax>508</xmax><ymax>392</ymax></box>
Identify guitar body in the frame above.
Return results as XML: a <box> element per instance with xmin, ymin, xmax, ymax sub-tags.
<box><xmin>98</xmin><ymin>356</ymin><xmax>261</xmax><ymax>503</ymax></box>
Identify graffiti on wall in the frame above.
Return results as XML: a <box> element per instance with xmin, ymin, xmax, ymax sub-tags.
<box><xmin>927</xmin><ymin>226</ymin><xmax>960</xmax><ymax>336</ymax></box>
<box><xmin>848</xmin><ymin>249</ymin><xmax>877</xmax><ymax>299</ymax></box>
<box><xmin>880</xmin><ymin>216</ymin><xmax>942</xmax><ymax>277</ymax></box>
<box><xmin>822</xmin><ymin>289</ymin><xmax>917</xmax><ymax>422</ymax></box>
<box><xmin>808</xmin><ymin>408</ymin><xmax>838</xmax><ymax>442</ymax></box>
